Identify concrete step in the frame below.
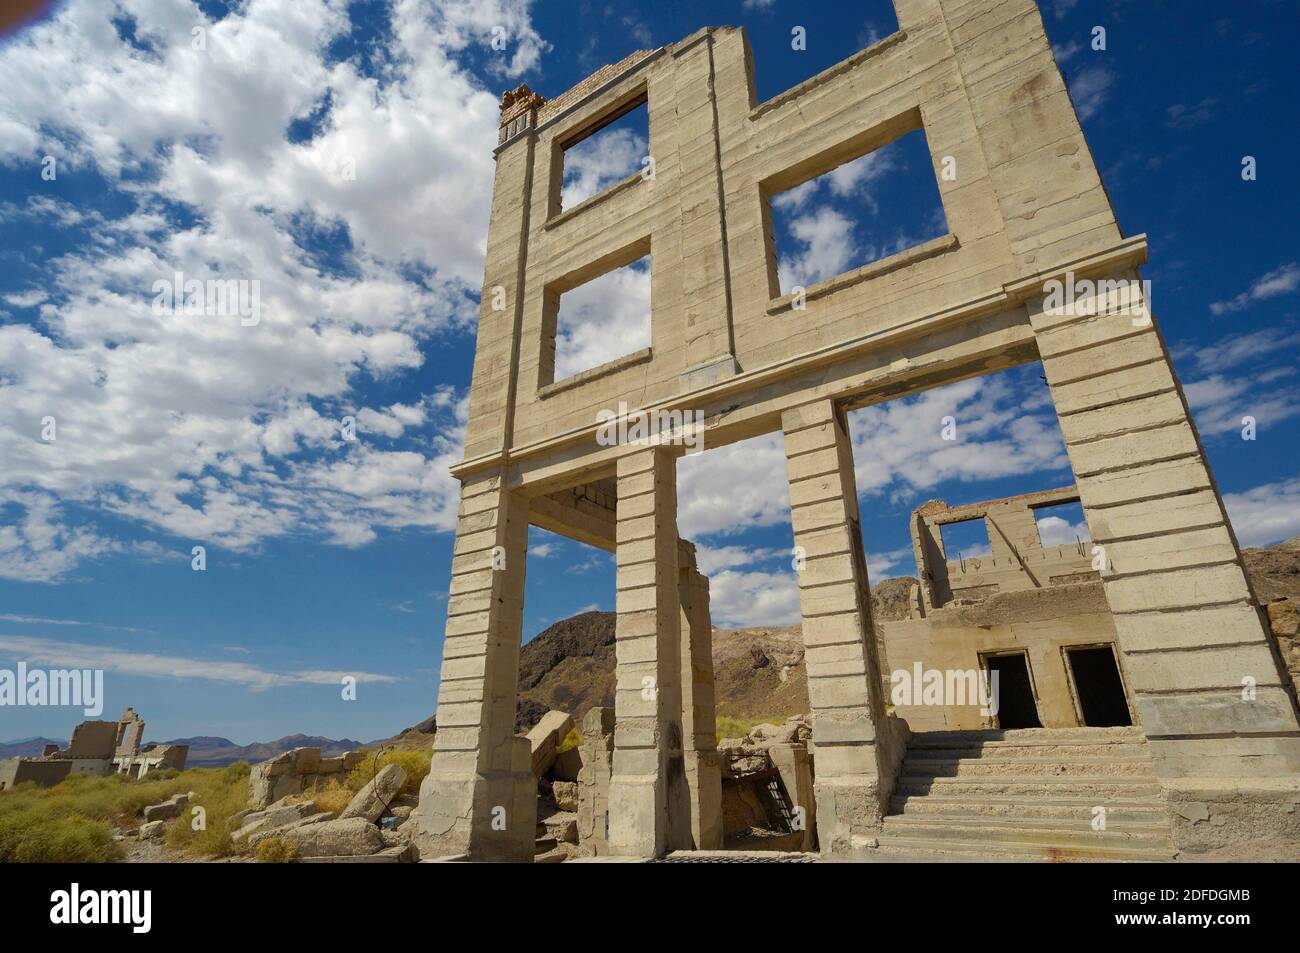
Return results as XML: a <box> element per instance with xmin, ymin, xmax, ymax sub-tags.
<box><xmin>901</xmin><ymin>757</ymin><xmax>1157</xmax><ymax>779</ymax></box>
<box><xmin>884</xmin><ymin>814</ymin><xmax>1171</xmax><ymax>840</ymax></box>
<box><xmin>908</xmin><ymin>743</ymin><xmax>1152</xmax><ymax>761</ymax></box>
<box><xmin>876</xmin><ymin>832</ymin><xmax>1173</xmax><ymax>862</ymax></box>
<box><xmin>908</xmin><ymin>727</ymin><xmax>1146</xmax><ymax>748</ymax></box>
<box><xmin>890</xmin><ymin>793</ymin><xmax>1169</xmax><ymax>822</ymax></box>
<box><xmin>896</xmin><ymin>775</ymin><xmax>1163</xmax><ymax>798</ymax></box>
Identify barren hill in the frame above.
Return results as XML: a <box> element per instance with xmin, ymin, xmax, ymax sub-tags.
<box><xmin>511</xmin><ymin>576</ymin><xmax>920</xmax><ymax>732</ymax></box>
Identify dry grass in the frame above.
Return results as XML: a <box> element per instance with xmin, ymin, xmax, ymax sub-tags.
<box><xmin>0</xmin><ymin>762</ymin><xmax>251</xmax><ymax>862</ymax></box>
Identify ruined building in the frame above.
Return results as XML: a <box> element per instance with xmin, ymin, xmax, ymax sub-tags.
<box><xmin>0</xmin><ymin>707</ymin><xmax>187</xmax><ymax>790</ymax></box>
<box><xmin>882</xmin><ymin>487</ymin><xmax>1127</xmax><ymax>732</ymax></box>
<box><xmin>412</xmin><ymin>0</ymin><xmax>1300</xmax><ymax>861</ymax></box>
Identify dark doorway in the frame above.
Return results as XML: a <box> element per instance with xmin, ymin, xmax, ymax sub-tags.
<box><xmin>986</xmin><ymin>653</ymin><xmax>1041</xmax><ymax>729</ymax></box>
<box><xmin>1067</xmin><ymin>646</ymin><xmax>1132</xmax><ymax>727</ymax></box>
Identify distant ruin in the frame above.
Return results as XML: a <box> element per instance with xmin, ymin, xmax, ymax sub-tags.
<box><xmin>882</xmin><ymin>487</ymin><xmax>1127</xmax><ymax>732</ymax></box>
<box><xmin>0</xmin><ymin>707</ymin><xmax>187</xmax><ymax>790</ymax></box>
<box><xmin>415</xmin><ymin>0</ymin><xmax>1300</xmax><ymax>861</ymax></box>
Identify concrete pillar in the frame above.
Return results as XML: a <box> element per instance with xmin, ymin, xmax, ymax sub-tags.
<box><xmin>678</xmin><ymin>541</ymin><xmax>724</xmax><ymax>848</ymax></box>
<box><xmin>669</xmin><ymin>29</ymin><xmax>740</xmax><ymax>390</ymax></box>
<box><xmin>607</xmin><ymin>447</ymin><xmax>693</xmax><ymax>856</ymax></box>
<box><xmin>782</xmin><ymin>399</ymin><xmax>900</xmax><ymax>854</ymax></box>
<box><xmin>412</xmin><ymin>472</ymin><xmax>536</xmax><ymax>861</ymax></box>
<box><xmin>1030</xmin><ymin>274</ymin><xmax>1300</xmax><ymax>779</ymax></box>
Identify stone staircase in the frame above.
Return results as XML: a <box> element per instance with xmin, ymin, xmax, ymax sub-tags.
<box><xmin>877</xmin><ymin>727</ymin><xmax>1175</xmax><ymax>861</ymax></box>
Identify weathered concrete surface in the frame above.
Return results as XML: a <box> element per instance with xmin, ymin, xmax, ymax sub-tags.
<box><xmin>339</xmin><ymin>763</ymin><xmax>406</xmax><ymax>822</ymax></box>
<box><xmin>247</xmin><ymin>747</ymin><xmax>364</xmax><ymax>810</ymax></box>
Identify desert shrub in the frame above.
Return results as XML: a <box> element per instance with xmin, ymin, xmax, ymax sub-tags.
<box><xmin>254</xmin><ymin>836</ymin><xmax>298</xmax><ymax>863</ymax></box>
<box><xmin>163</xmin><ymin>762</ymin><xmax>253</xmax><ymax>859</ymax></box>
<box><xmin>345</xmin><ymin>747</ymin><xmax>431</xmax><ymax>798</ymax></box>
<box><xmin>304</xmin><ymin>779</ymin><xmax>354</xmax><ymax>815</ymax></box>
<box><xmin>0</xmin><ymin>761</ymin><xmax>251</xmax><ymax>862</ymax></box>
<box><xmin>0</xmin><ymin>796</ymin><xmax>124</xmax><ymax>863</ymax></box>
<box><xmin>715</xmin><ymin>715</ymin><xmax>795</xmax><ymax>740</ymax></box>
<box><xmin>556</xmin><ymin>726</ymin><xmax>583</xmax><ymax>753</ymax></box>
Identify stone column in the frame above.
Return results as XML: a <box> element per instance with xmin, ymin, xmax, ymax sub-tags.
<box><xmin>782</xmin><ymin>399</ymin><xmax>899</xmax><ymax>855</ymax></box>
<box><xmin>678</xmin><ymin>541</ymin><xmax>724</xmax><ymax>848</ymax></box>
<box><xmin>607</xmin><ymin>447</ymin><xmax>693</xmax><ymax>856</ymax></box>
<box><xmin>412</xmin><ymin>471</ymin><xmax>536</xmax><ymax>861</ymax></box>
<box><xmin>1030</xmin><ymin>274</ymin><xmax>1300</xmax><ymax>778</ymax></box>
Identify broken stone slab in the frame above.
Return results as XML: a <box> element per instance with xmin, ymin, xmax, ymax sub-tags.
<box><xmin>246</xmin><ymin>811</ymin><xmax>337</xmax><ymax>848</ymax></box>
<box><xmin>232</xmin><ymin>801</ymin><xmax>317</xmax><ymax>842</ymax></box>
<box><xmin>552</xmin><ymin>780</ymin><xmax>579</xmax><ymax>812</ymax></box>
<box><xmin>276</xmin><ymin>817</ymin><xmax>385</xmax><ymax>857</ymax></box>
<box><xmin>142</xmin><ymin>793</ymin><xmax>189</xmax><ymax>821</ymax></box>
<box><xmin>339</xmin><ymin>763</ymin><xmax>407</xmax><ymax>822</ymax></box>
<box><xmin>540</xmin><ymin>811</ymin><xmax>578</xmax><ymax>845</ymax></box>
<box><xmin>527</xmin><ymin>710</ymin><xmax>574</xmax><ymax>777</ymax></box>
<box><xmin>296</xmin><ymin>843</ymin><xmax>415</xmax><ymax>863</ymax></box>
<box><xmin>138</xmin><ymin>820</ymin><xmax>167</xmax><ymax>839</ymax></box>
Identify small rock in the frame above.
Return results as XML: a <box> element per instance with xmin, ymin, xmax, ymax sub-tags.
<box><xmin>142</xmin><ymin>793</ymin><xmax>188</xmax><ymax>821</ymax></box>
<box><xmin>552</xmin><ymin>780</ymin><xmax>579</xmax><ymax>812</ymax></box>
<box><xmin>139</xmin><ymin>821</ymin><xmax>167</xmax><ymax>840</ymax></box>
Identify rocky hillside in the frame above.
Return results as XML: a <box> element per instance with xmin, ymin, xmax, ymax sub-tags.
<box><xmin>512</xmin><ymin>576</ymin><xmax>920</xmax><ymax>732</ymax></box>
<box><xmin>1243</xmin><ymin>535</ymin><xmax>1300</xmax><ymax>602</ymax></box>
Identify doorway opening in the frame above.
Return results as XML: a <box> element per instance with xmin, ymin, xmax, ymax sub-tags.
<box><xmin>1066</xmin><ymin>645</ymin><xmax>1132</xmax><ymax>727</ymax></box>
<box><xmin>984</xmin><ymin>652</ymin><xmax>1041</xmax><ymax>729</ymax></box>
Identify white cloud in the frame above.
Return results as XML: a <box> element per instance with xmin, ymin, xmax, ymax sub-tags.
<box><xmin>707</xmin><ymin>568</ymin><xmax>800</xmax><ymax>627</ymax></box>
<box><xmin>1034</xmin><ymin>516</ymin><xmax>1090</xmax><ymax>547</ymax></box>
<box><xmin>561</xmin><ymin>125</ymin><xmax>647</xmax><ymax>209</ymax></box>
<box><xmin>848</xmin><ymin>374</ymin><xmax>1069</xmax><ymax>501</ymax></box>
<box><xmin>678</xmin><ymin>434</ymin><xmax>791</xmax><ymax>539</ymax></box>
<box><xmin>1067</xmin><ymin>65</ymin><xmax>1113</xmax><ymax>120</ymax></box>
<box><xmin>778</xmin><ymin>206</ymin><xmax>858</xmax><ymax>288</ymax></box>
<box><xmin>554</xmin><ymin>259</ymin><xmax>651</xmax><ymax>378</ymax></box>
<box><xmin>1209</xmin><ymin>263</ymin><xmax>1300</xmax><ymax>315</ymax></box>
<box><xmin>0</xmin><ymin>635</ymin><xmax>399</xmax><ymax>690</ymax></box>
<box><xmin>867</xmin><ymin>546</ymin><xmax>915</xmax><ymax>580</ymax></box>
<box><xmin>0</xmin><ymin>0</ymin><xmax>527</xmax><ymax>579</ymax></box>
<box><xmin>1223</xmin><ymin>478</ymin><xmax>1300</xmax><ymax>548</ymax></box>
<box><xmin>695</xmin><ymin>544</ymin><xmax>786</xmax><ymax>575</ymax></box>
<box><xmin>1052</xmin><ymin>40</ymin><xmax>1082</xmax><ymax>64</ymax></box>
<box><xmin>1187</xmin><ymin>328</ymin><xmax>1300</xmax><ymax>373</ymax></box>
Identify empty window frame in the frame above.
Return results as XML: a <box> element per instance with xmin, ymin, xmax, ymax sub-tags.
<box><xmin>939</xmin><ymin>517</ymin><xmax>991</xmax><ymax>561</ymax></box>
<box><xmin>552</xmin><ymin>91</ymin><xmax>649</xmax><ymax>215</ymax></box>
<box><xmin>764</xmin><ymin>112</ymin><xmax>949</xmax><ymax>297</ymax></box>
<box><xmin>1032</xmin><ymin>500</ymin><xmax>1090</xmax><ymax>548</ymax></box>
<box><xmin>540</xmin><ymin>240</ymin><xmax>652</xmax><ymax>386</ymax></box>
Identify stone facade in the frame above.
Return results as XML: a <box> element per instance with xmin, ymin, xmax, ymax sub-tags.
<box><xmin>421</xmin><ymin>0</ymin><xmax>1300</xmax><ymax>859</ymax></box>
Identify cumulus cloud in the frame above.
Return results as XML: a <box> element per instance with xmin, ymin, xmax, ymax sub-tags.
<box><xmin>0</xmin><ymin>0</ymin><xmax>528</xmax><ymax>580</ymax></box>
<box><xmin>561</xmin><ymin>125</ymin><xmax>647</xmax><ymax>209</ymax></box>
<box><xmin>1223</xmin><ymin>478</ymin><xmax>1300</xmax><ymax>548</ymax></box>
<box><xmin>554</xmin><ymin>259</ymin><xmax>651</xmax><ymax>379</ymax></box>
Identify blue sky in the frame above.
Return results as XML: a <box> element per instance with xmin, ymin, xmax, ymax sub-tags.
<box><xmin>1</xmin><ymin>0</ymin><xmax>1297</xmax><ymax>744</ymax></box>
